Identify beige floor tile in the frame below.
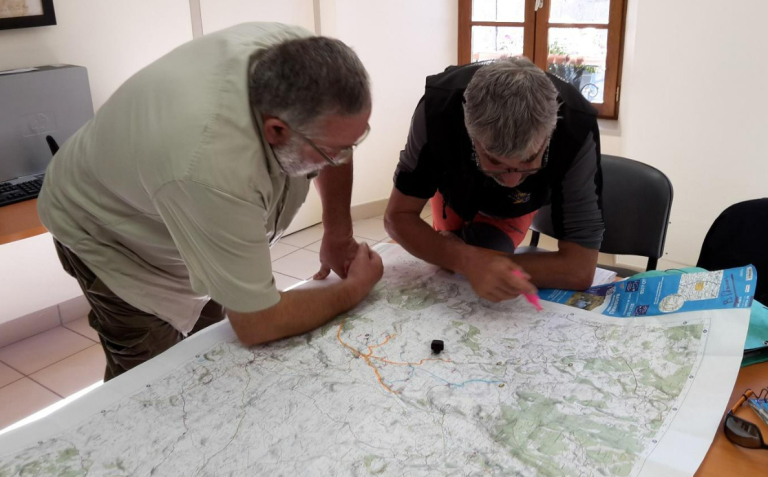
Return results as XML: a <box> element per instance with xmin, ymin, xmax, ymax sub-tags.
<box><xmin>0</xmin><ymin>361</ymin><xmax>23</xmax><ymax>389</ymax></box>
<box><xmin>269</xmin><ymin>242</ymin><xmax>299</xmax><ymax>262</ymax></box>
<box><xmin>63</xmin><ymin>316</ymin><xmax>100</xmax><ymax>342</ymax></box>
<box><xmin>30</xmin><ymin>345</ymin><xmax>106</xmax><ymax>398</ymax></box>
<box><xmin>0</xmin><ymin>327</ymin><xmax>95</xmax><ymax>375</ymax></box>
<box><xmin>273</xmin><ymin>272</ymin><xmax>302</xmax><ymax>291</ymax></box>
<box><xmin>353</xmin><ymin>218</ymin><xmax>389</xmax><ymax>241</ymax></box>
<box><xmin>271</xmin><ymin>249</ymin><xmax>321</xmax><ymax>280</ymax></box>
<box><xmin>279</xmin><ymin>224</ymin><xmax>324</xmax><ymax>248</ymax></box>
<box><xmin>0</xmin><ymin>378</ymin><xmax>60</xmax><ymax>430</ymax></box>
<box><xmin>304</xmin><ymin>239</ymin><xmax>323</xmax><ymax>253</ymax></box>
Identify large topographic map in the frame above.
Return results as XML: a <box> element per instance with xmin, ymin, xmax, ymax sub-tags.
<box><xmin>0</xmin><ymin>245</ymin><xmax>749</xmax><ymax>477</ymax></box>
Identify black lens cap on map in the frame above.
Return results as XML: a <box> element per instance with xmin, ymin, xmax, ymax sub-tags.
<box><xmin>431</xmin><ymin>340</ymin><xmax>444</xmax><ymax>354</ymax></box>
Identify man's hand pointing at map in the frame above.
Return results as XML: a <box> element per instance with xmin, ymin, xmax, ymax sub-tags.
<box><xmin>458</xmin><ymin>246</ymin><xmax>537</xmax><ymax>303</ymax></box>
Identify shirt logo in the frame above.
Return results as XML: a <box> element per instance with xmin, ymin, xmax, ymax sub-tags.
<box><xmin>508</xmin><ymin>190</ymin><xmax>531</xmax><ymax>204</ymax></box>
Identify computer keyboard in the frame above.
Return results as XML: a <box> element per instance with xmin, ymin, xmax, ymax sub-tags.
<box><xmin>0</xmin><ymin>176</ymin><xmax>44</xmax><ymax>207</ymax></box>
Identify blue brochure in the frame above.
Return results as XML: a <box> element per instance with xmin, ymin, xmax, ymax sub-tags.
<box><xmin>539</xmin><ymin>265</ymin><xmax>756</xmax><ymax>317</ymax></box>
<box><xmin>748</xmin><ymin>396</ymin><xmax>768</xmax><ymax>426</ymax></box>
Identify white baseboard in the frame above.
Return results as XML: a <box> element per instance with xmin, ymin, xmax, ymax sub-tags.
<box><xmin>0</xmin><ymin>296</ymin><xmax>92</xmax><ymax>349</ymax></box>
<box><xmin>350</xmin><ymin>198</ymin><xmax>389</xmax><ymax>222</ymax></box>
<box><xmin>0</xmin><ymin>306</ymin><xmax>61</xmax><ymax>349</ymax></box>
<box><xmin>59</xmin><ymin>295</ymin><xmax>91</xmax><ymax>324</ymax></box>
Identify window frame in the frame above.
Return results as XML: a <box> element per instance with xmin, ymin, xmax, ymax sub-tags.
<box><xmin>458</xmin><ymin>0</ymin><xmax>627</xmax><ymax>119</ymax></box>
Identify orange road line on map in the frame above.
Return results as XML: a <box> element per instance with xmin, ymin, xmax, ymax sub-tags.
<box><xmin>371</xmin><ymin>357</ymin><xmax>447</xmax><ymax>366</ymax></box>
<box><xmin>336</xmin><ymin>318</ymin><xmax>396</xmax><ymax>393</ymax></box>
<box><xmin>336</xmin><ymin>318</ymin><xmax>449</xmax><ymax>394</ymax></box>
<box><xmin>366</xmin><ymin>333</ymin><xmax>395</xmax><ymax>353</ymax></box>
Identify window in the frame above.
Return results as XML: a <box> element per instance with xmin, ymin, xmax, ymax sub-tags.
<box><xmin>458</xmin><ymin>0</ymin><xmax>627</xmax><ymax>118</ymax></box>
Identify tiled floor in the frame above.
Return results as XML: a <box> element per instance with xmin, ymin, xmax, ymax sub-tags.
<box><xmin>0</xmin><ymin>214</ymin><xmax>407</xmax><ymax>433</ymax></box>
<box><xmin>270</xmin><ymin>216</ymin><xmax>399</xmax><ymax>282</ymax></box>
<box><xmin>0</xmin><ymin>321</ymin><xmax>103</xmax><ymax>430</ymax></box>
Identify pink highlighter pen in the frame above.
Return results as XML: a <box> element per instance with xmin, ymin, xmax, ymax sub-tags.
<box><xmin>512</xmin><ymin>270</ymin><xmax>543</xmax><ymax>312</ymax></box>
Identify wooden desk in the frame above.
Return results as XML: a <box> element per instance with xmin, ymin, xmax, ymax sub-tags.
<box><xmin>0</xmin><ymin>199</ymin><xmax>47</xmax><ymax>246</ymax></box>
<box><xmin>696</xmin><ymin>361</ymin><xmax>768</xmax><ymax>475</ymax></box>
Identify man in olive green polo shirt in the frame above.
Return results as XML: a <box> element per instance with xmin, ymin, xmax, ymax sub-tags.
<box><xmin>38</xmin><ymin>23</ymin><xmax>383</xmax><ymax>381</ymax></box>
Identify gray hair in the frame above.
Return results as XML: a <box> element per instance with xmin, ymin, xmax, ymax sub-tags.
<box><xmin>463</xmin><ymin>57</ymin><xmax>559</xmax><ymax>158</ymax></box>
<box><xmin>249</xmin><ymin>36</ymin><xmax>371</xmax><ymax>131</ymax></box>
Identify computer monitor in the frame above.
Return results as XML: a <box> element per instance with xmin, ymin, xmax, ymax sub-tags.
<box><xmin>0</xmin><ymin>65</ymin><xmax>94</xmax><ymax>183</ymax></box>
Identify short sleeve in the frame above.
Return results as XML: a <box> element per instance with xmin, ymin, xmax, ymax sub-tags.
<box><xmin>554</xmin><ymin>132</ymin><xmax>605</xmax><ymax>249</ymax></box>
<box><xmin>393</xmin><ymin>98</ymin><xmax>440</xmax><ymax>199</ymax></box>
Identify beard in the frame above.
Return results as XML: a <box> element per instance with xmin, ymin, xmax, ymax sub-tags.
<box><xmin>273</xmin><ymin>135</ymin><xmax>325</xmax><ymax>177</ymax></box>
<box><xmin>492</xmin><ymin>176</ymin><xmax>512</xmax><ymax>188</ymax></box>
<box><xmin>491</xmin><ymin>175</ymin><xmax>527</xmax><ymax>188</ymax></box>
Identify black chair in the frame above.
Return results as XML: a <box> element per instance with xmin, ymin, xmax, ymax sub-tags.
<box><xmin>697</xmin><ymin>198</ymin><xmax>768</xmax><ymax>304</ymax></box>
<box><xmin>525</xmin><ymin>154</ymin><xmax>674</xmax><ymax>278</ymax></box>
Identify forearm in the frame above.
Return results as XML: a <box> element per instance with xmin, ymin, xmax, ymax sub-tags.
<box><xmin>384</xmin><ymin>211</ymin><xmax>472</xmax><ymax>274</ymax></box>
<box><xmin>315</xmin><ymin>161</ymin><xmax>353</xmax><ymax>236</ymax></box>
<box><xmin>228</xmin><ymin>281</ymin><xmax>363</xmax><ymax>346</ymax></box>
<box><xmin>512</xmin><ymin>242</ymin><xmax>598</xmax><ymax>290</ymax></box>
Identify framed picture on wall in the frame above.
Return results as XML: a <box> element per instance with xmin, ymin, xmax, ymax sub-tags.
<box><xmin>0</xmin><ymin>0</ymin><xmax>56</xmax><ymax>31</ymax></box>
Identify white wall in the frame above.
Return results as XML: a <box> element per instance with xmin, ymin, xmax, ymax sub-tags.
<box><xmin>0</xmin><ymin>1</ymin><xmax>195</xmax><ymax>327</ymax></box>
<box><xmin>0</xmin><ymin>1</ymin><xmax>194</xmax><ymax>111</ymax></box>
<box><xmin>601</xmin><ymin>0</ymin><xmax>768</xmax><ymax>269</ymax></box>
<box><xmin>4</xmin><ymin>0</ymin><xmax>761</xmax><ymax>266</ymax></box>
<box><xmin>319</xmin><ymin>0</ymin><xmax>459</xmax><ymax>207</ymax></box>
<box><xmin>0</xmin><ymin>0</ymin><xmax>457</xmax><ymax>219</ymax></box>
<box><xmin>199</xmin><ymin>0</ymin><xmax>315</xmax><ymax>34</ymax></box>
<box><xmin>0</xmin><ymin>234</ymin><xmax>82</xmax><ymax>326</ymax></box>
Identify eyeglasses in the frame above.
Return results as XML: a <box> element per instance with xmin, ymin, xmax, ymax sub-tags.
<box><xmin>724</xmin><ymin>388</ymin><xmax>768</xmax><ymax>450</ymax></box>
<box><xmin>288</xmin><ymin>123</ymin><xmax>370</xmax><ymax>167</ymax></box>
<box><xmin>472</xmin><ymin>137</ymin><xmax>550</xmax><ymax>179</ymax></box>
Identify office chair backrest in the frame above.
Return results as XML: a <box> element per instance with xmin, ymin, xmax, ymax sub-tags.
<box><xmin>697</xmin><ymin>198</ymin><xmax>768</xmax><ymax>304</ymax></box>
<box><xmin>531</xmin><ymin>155</ymin><xmax>674</xmax><ymax>271</ymax></box>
